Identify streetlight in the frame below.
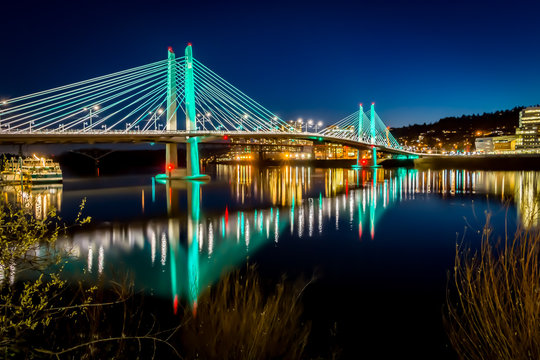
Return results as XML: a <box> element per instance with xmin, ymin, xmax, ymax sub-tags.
<box><xmin>83</xmin><ymin>121</ymin><xmax>88</xmax><ymax>130</ymax></box>
<box><xmin>148</xmin><ymin>108</ymin><xmax>164</xmax><ymax>130</ymax></box>
<box><xmin>85</xmin><ymin>105</ymin><xmax>100</xmax><ymax>126</ymax></box>
<box><xmin>315</xmin><ymin>121</ymin><xmax>323</xmax><ymax>132</ymax></box>
<box><xmin>29</xmin><ymin>120</ymin><xmax>35</xmax><ymax>133</ymax></box>
<box><xmin>240</xmin><ymin>114</ymin><xmax>248</xmax><ymax>130</ymax></box>
<box><xmin>199</xmin><ymin>112</ymin><xmax>211</xmax><ymax>130</ymax></box>
<box><xmin>126</xmin><ymin>122</ymin><xmax>131</xmax><ymax>130</ymax></box>
<box><xmin>102</xmin><ymin>124</ymin><xmax>107</xmax><ymax>131</ymax></box>
<box><xmin>306</xmin><ymin>119</ymin><xmax>313</xmax><ymax>132</ymax></box>
<box><xmin>271</xmin><ymin>116</ymin><xmax>278</xmax><ymax>131</ymax></box>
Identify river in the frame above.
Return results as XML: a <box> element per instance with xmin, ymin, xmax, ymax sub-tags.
<box><xmin>4</xmin><ymin>165</ymin><xmax>539</xmax><ymax>358</ymax></box>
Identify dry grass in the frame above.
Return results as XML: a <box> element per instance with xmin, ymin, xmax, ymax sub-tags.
<box><xmin>445</xmin><ymin>215</ymin><xmax>540</xmax><ymax>360</ymax></box>
<box><xmin>179</xmin><ymin>265</ymin><xmax>312</xmax><ymax>360</ymax></box>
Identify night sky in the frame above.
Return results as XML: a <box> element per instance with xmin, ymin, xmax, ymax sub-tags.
<box><xmin>1</xmin><ymin>0</ymin><xmax>539</xmax><ymax>127</ymax></box>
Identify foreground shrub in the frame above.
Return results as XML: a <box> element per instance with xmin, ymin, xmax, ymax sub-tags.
<box><xmin>179</xmin><ymin>266</ymin><xmax>312</xmax><ymax>360</ymax></box>
<box><xmin>445</xmin><ymin>217</ymin><xmax>540</xmax><ymax>360</ymax></box>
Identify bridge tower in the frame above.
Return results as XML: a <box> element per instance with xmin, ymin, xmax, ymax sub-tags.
<box><xmin>164</xmin><ymin>44</ymin><xmax>208</xmax><ymax>180</ymax></box>
<box><xmin>358</xmin><ymin>103</ymin><xmax>364</xmax><ymax>166</ymax></box>
<box><xmin>370</xmin><ymin>103</ymin><xmax>378</xmax><ymax>167</ymax></box>
<box><xmin>166</xmin><ymin>47</ymin><xmax>178</xmax><ymax>171</ymax></box>
<box><xmin>184</xmin><ymin>43</ymin><xmax>202</xmax><ymax>178</ymax></box>
<box><xmin>352</xmin><ymin>103</ymin><xmax>364</xmax><ymax>169</ymax></box>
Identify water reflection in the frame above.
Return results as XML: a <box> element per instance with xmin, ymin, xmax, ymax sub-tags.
<box><xmin>13</xmin><ymin>167</ymin><xmax>538</xmax><ymax>311</ymax></box>
<box><xmin>0</xmin><ymin>184</ymin><xmax>62</xmax><ymax>219</ymax></box>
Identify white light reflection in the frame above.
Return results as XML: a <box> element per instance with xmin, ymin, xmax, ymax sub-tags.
<box><xmin>208</xmin><ymin>222</ymin><xmax>214</xmax><ymax>257</ymax></box>
<box><xmin>335</xmin><ymin>197</ymin><xmax>339</xmax><ymax>230</ymax></box>
<box><xmin>160</xmin><ymin>233</ymin><xmax>167</xmax><ymax>266</ymax></box>
<box><xmin>150</xmin><ymin>230</ymin><xmax>156</xmax><ymax>266</ymax></box>
<box><xmin>98</xmin><ymin>245</ymin><xmax>104</xmax><ymax>275</ymax></box>
<box><xmin>87</xmin><ymin>245</ymin><xmax>93</xmax><ymax>273</ymax></box>
<box><xmin>309</xmin><ymin>198</ymin><xmax>314</xmax><ymax>237</ymax></box>
<box><xmin>274</xmin><ymin>209</ymin><xmax>279</xmax><ymax>243</ymax></box>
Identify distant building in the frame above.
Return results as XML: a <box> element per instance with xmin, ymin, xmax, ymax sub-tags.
<box><xmin>475</xmin><ymin>137</ymin><xmax>493</xmax><ymax>153</ymax></box>
<box><xmin>492</xmin><ymin>135</ymin><xmax>517</xmax><ymax>152</ymax></box>
<box><xmin>475</xmin><ymin>135</ymin><xmax>517</xmax><ymax>153</ymax></box>
<box><xmin>516</xmin><ymin>106</ymin><xmax>540</xmax><ymax>151</ymax></box>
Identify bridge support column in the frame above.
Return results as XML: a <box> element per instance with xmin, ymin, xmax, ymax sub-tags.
<box><xmin>185</xmin><ymin>43</ymin><xmax>204</xmax><ymax>179</ymax></box>
<box><xmin>166</xmin><ymin>47</ymin><xmax>178</xmax><ymax>172</ymax></box>
<box><xmin>352</xmin><ymin>103</ymin><xmax>364</xmax><ymax>169</ymax></box>
<box><xmin>370</xmin><ymin>103</ymin><xmax>379</xmax><ymax>167</ymax></box>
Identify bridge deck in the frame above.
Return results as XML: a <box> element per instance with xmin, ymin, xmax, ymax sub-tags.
<box><xmin>0</xmin><ymin>130</ymin><xmax>420</xmax><ymax>156</ymax></box>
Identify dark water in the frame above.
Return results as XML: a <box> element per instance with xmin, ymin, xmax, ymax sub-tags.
<box><xmin>4</xmin><ymin>166</ymin><xmax>540</xmax><ymax>358</ymax></box>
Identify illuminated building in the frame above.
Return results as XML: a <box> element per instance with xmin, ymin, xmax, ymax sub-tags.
<box><xmin>474</xmin><ymin>137</ymin><xmax>493</xmax><ymax>153</ymax></box>
<box><xmin>516</xmin><ymin>106</ymin><xmax>540</xmax><ymax>151</ymax></box>
<box><xmin>475</xmin><ymin>135</ymin><xmax>517</xmax><ymax>153</ymax></box>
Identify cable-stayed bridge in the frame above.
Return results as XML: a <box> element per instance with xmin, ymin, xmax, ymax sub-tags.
<box><xmin>0</xmin><ymin>44</ymin><xmax>417</xmax><ymax>178</ymax></box>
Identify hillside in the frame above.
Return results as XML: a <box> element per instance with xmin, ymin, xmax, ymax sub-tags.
<box><xmin>391</xmin><ymin>106</ymin><xmax>529</xmax><ymax>152</ymax></box>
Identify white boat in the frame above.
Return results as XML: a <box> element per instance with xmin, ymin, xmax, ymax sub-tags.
<box><xmin>1</xmin><ymin>155</ymin><xmax>62</xmax><ymax>184</ymax></box>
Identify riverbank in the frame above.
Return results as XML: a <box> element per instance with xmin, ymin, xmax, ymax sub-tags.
<box><xmin>412</xmin><ymin>154</ymin><xmax>540</xmax><ymax>170</ymax></box>
<box><xmin>6</xmin><ymin>149</ymin><xmax>538</xmax><ymax>176</ymax></box>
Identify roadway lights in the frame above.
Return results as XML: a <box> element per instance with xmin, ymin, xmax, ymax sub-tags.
<box><xmin>93</xmin><ymin>105</ymin><xmax>100</xmax><ymax>111</ymax></box>
<box><xmin>205</xmin><ymin>112</ymin><xmax>211</xmax><ymax>117</ymax></box>
<box><xmin>148</xmin><ymin>108</ymin><xmax>165</xmax><ymax>130</ymax></box>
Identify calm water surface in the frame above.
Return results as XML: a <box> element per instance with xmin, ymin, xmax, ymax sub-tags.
<box><xmin>5</xmin><ymin>166</ymin><xmax>540</xmax><ymax>358</ymax></box>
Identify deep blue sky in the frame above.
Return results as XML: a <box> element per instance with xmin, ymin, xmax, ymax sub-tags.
<box><xmin>1</xmin><ymin>0</ymin><xmax>539</xmax><ymax>127</ymax></box>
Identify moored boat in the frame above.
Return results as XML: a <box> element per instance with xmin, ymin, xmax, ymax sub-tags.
<box><xmin>1</xmin><ymin>155</ymin><xmax>62</xmax><ymax>184</ymax></box>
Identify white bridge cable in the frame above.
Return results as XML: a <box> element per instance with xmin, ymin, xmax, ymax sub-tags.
<box><xmin>321</xmin><ymin>111</ymin><xmax>359</xmax><ymax>139</ymax></box>
<box><xmin>3</xmin><ymin>60</ymin><xmax>167</xmax><ymax>108</ymax></box>
<box><xmin>36</xmin><ymin>73</ymin><xmax>167</xmax><ymax>132</ymax></box>
<box><xmin>193</xmin><ymin>71</ymin><xmax>284</xmax><ymax>132</ymax></box>
<box><xmin>82</xmin><ymin>80</ymin><xmax>168</xmax><ymax>132</ymax></box>
<box><xmin>41</xmin><ymin>80</ymin><xmax>167</xmax><ymax>132</ymax></box>
<box><xmin>8</xmin><ymin>68</ymin><xmax>168</xmax><ymax>131</ymax></box>
<box><xmin>194</xmin><ymin>79</ymin><xmax>273</xmax><ymax>131</ymax></box>
<box><xmin>140</xmin><ymin>94</ymin><xmax>170</xmax><ymax>131</ymax></box>
<box><xmin>76</xmin><ymin>81</ymin><xmax>168</xmax><ymax>132</ymax></box>
<box><xmin>192</xmin><ymin>59</ymin><xmax>290</xmax><ymax>131</ymax></box>
<box><xmin>194</xmin><ymin>89</ymin><xmax>249</xmax><ymax>131</ymax></box>
<box><xmin>2</xmin><ymin>62</ymin><xmax>168</xmax><ymax>118</ymax></box>
<box><xmin>29</xmin><ymin>70</ymin><xmax>168</xmax><ymax>132</ymax></box>
<box><xmin>193</xmin><ymin>69</ymin><xmax>288</xmax><ymax>132</ymax></box>
<box><xmin>192</xmin><ymin>70</ymin><xmax>274</xmax><ymax>131</ymax></box>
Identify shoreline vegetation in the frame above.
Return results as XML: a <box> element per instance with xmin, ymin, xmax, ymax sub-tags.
<box><xmin>445</xmin><ymin>214</ymin><xmax>540</xmax><ymax>359</ymax></box>
<box><xmin>0</xmin><ymin>202</ymin><xmax>316</xmax><ymax>359</ymax></box>
<box><xmin>1</xmin><ymin>190</ymin><xmax>540</xmax><ymax>358</ymax></box>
